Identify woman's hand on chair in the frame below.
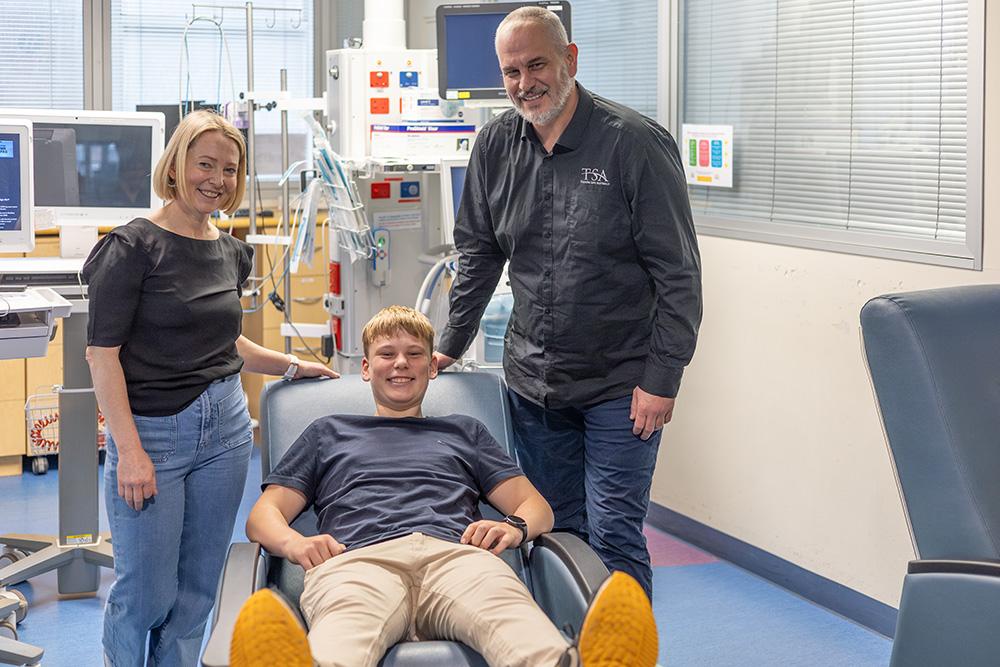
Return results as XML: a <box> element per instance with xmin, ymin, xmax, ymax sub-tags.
<box><xmin>294</xmin><ymin>360</ymin><xmax>340</xmax><ymax>380</ymax></box>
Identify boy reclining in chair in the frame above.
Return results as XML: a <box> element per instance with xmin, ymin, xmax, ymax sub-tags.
<box><xmin>230</xmin><ymin>306</ymin><xmax>658</xmax><ymax>667</ymax></box>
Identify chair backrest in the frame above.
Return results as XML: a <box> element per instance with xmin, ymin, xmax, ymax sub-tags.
<box><xmin>861</xmin><ymin>286</ymin><xmax>1000</xmax><ymax>560</ymax></box>
<box><xmin>258</xmin><ymin>371</ymin><xmax>524</xmax><ymax>602</ymax></box>
<box><xmin>260</xmin><ymin>371</ymin><xmax>514</xmax><ymax>473</ymax></box>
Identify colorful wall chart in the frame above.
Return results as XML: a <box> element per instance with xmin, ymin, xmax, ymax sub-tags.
<box><xmin>681</xmin><ymin>124</ymin><xmax>733</xmax><ymax>188</ymax></box>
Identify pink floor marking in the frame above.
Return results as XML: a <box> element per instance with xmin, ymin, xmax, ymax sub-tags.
<box><xmin>644</xmin><ymin>524</ymin><xmax>718</xmax><ymax>567</ymax></box>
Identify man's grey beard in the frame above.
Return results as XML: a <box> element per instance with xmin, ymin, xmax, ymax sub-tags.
<box><xmin>512</xmin><ymin>68</ymin><xmax>575</xmax><ymax>127</ymax></box>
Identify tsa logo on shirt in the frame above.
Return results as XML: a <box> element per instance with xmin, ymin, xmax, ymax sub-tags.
<box><xmin>580</xmin><ymin>168</ymin><xmax>610</xmax><ymax>186</ymax></box>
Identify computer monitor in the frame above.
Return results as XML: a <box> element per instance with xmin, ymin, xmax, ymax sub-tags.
<box><xmin>439</xmin><ymin>157</ymin><xmax>469</xmax><ymax>246</ymax></box>
<box><xmin>136</xmin><ymin>102</ymin><xmax>220</xmax><ymax>145</ymax></box>
<box><xmin>0</xmin><ymin>108</ymin><xmax>165</xmax><ymax>228</ymax></box>
<box><xmin>0</xmin><ymin>118</ymin><xmax>34</xmax><ymax>253</ymax></box>
<box><xmin>436</xmin><ymin>1</ymin><xmax>571</xmax><ymax>103</ymax></box>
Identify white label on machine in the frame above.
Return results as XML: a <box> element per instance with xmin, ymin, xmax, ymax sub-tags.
<box><xmin>370</xmin><ymin>123</ymin><xmax>476</xmax><ymax>159</ymax></box>
<box><xmin>373</xmin><ymin>209</ymin><xmax>422</xmax><ymax>230</ymax></box>
<box><xmin>64</xmin><ymin>533</ymin><xmax>95</xmax><ymax>545</ymax></box>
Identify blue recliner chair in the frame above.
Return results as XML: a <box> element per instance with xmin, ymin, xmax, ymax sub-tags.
<box><xmin>861</xmin><ymin>285</ymin><xmax>1000</xmax><ymax>667</ymax></box>
<box><xmin>201</xmin><ymin>372</ymin><xmax>609</xmax><ymax>667</ymax></box>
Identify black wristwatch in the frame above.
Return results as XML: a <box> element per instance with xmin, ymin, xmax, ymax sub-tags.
<box><xmin>503</xmin><ymin>514</ymin><xmax>528</xmax><ymax>546</ymax></box>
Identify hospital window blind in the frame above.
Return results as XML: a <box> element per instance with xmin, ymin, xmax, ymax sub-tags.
<box><xmin>571</xmin><ymin>0</ymin><xmax>659</xmax><ymax>119</ymax></box>
<box><xmin>109</xmin><ymin>0</ymin><xmax>314</xmax><ymax>177</ymax></box>
<box><xmin>0</xmin><ymin>0</ymin><xmax>84</xmax><ymax>108</ymax></box>
<box><xmin>680</xmin><ymin>0</ymin><xmax>984</xmax><ymax>268</ymax></box>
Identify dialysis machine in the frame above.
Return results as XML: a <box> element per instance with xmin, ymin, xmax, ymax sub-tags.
<box><xmin>311</xmin><ymin>1</ymin><xmax>569</xmax><ymax>373</ymax></box>
<box><xmin>316</xmin><ymin>0</ymin><xmax>479</xmax><ymax>373</ymax></box>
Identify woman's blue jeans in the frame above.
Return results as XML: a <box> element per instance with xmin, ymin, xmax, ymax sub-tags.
<box><xmin>102</xmin><ymin>373</ymin><xmax>253</xmax><ymax>667</ymax></box>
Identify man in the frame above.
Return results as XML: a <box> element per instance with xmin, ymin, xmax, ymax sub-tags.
<box><xmin>434</xmin><ymin>7</ymin><xmax>702</xmax><ymax>599</ymax></box>
<box><xmin>228</xmin><ymin>306</ymin><xmax>659</xmax><ymax>667</ymax></box>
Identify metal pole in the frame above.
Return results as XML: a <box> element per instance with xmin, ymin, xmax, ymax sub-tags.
<box><xmin>245</xmin><ymin>1</ymin><xmax>258</xmax><ymax>309</ymax></box>
<box><xmin>280</xmin><ymin>68</ymin><xmax>292</xmax><ymax>354</ymax></box>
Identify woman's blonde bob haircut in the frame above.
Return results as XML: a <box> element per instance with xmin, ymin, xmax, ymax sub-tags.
<box><xmin>152</xmin><ymin>110</ymin><xmax>247</xmax><ymax>216</ymax></box>
<box><xmin>362</xmin><ymin>305</ymin><xmax>436</xmax><ymax>357</ymax></box>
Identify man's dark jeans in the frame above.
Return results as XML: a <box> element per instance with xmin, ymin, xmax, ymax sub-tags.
<box><xmin>508</xmin><ymin>389</ymin><xmax>660</xmax><ymax>598</ymax></box>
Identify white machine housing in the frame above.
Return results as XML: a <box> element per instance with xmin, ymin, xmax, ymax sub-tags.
<box><xmin>326</xmin><ymin>47</ymin><xmax>476</xmax><ymax>163</ymax></box>
<box><xmin>322</xmin><ymin>42</ymin><xmax>468</xmax><ymax>371</ymax></box>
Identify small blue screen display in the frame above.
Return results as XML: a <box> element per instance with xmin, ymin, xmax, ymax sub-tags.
<box><xmin>0</xmin><ymin>134</ymin><xmax>22</xmax><ymax>232</ymax></box>
<box><xmin>450</xmin><ymin>165</ymin><xmax>467</xmax><ymax>216</ymax></box>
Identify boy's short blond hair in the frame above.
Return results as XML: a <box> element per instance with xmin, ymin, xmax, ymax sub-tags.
<box><xmin>152</xmin><ymin>110</ymin><xmax>247</xmax><ymax>216</ymax></box>
<box><xmin>362</xmin><ymin>306</ymin><xmax>435</xmax><ymax>356</ymax></box>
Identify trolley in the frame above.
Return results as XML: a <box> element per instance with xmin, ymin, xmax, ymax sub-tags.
<box><xmin>24</xmin><ymin>388</ymin><xmax>106</xmax><ymax>475</ymax></box>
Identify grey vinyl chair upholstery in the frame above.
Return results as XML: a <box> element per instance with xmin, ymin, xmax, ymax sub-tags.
<box><xmin>861</xmin><ymin>285</ymin><xmax>1000</xmax><ymax>667</ymax></box>
<box><xmin>201</xmin><ymin>372</ymin><xmax>609</xmax><ymax>667</ymax></box>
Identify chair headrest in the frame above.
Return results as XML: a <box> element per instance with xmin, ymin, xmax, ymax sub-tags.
<box><xmin>861</xmin><ymin>285</ymin><xmax>1000</xmax><ymax>559</ymax></box>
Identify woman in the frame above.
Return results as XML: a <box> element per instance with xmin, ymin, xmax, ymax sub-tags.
<box><xmin>83</xmin><ymin>110</ymin><xmax>337</xmax><ymax>666</ymax></box>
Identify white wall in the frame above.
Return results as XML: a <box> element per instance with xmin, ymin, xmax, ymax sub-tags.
<box><xmin>653</xmin><ymin>6</ymin><xmax>999</xmax><ymax>607</ymax></box>
<box><xmin>405</xmin><ymin>0</ymin><xmax>442</xmax><ymax>49</ymax></box>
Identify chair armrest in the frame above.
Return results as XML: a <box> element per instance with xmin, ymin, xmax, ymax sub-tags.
<box><xmin>528</xmin><ymin>532</ymin><xmax>610</xmax><ymax>639</ymax></box>
<box><xmin>201</xmin><ymin>542</ymin><xmax>265</xmax><ymax>667</ymax></box>
<box><xmin>531</xmin><ymin>532</ymin><xmax>609</xmax><ymax>601</ymax></box>
<box><xmin>908</xmin><ymin>558</ymin><xmax>1000</xmax><ymax>576</ymax></box>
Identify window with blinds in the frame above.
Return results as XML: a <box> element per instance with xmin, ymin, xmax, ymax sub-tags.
<box><xmin>572</xmin><ymin>0</ymin><xmax>659</xmax><ymax>119</ymax></box>
<box><xmin>0</xmin><ymin>0</ymin><xmax>84</xmax><ymax>108</ymax></box>
<box><xmin>110</xmin><ymin>0</ymin><xmax>313</xmax><ymax>178</ymax></box>
<box><xmin>680</xmin><ymin>0</ymin><xmax>985</xmax><ymax>268</ymax></box>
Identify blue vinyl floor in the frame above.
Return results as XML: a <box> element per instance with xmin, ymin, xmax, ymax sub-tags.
<box><xmin>0</xmin><ymin>450</ymin><xmax>892</xmax><ymax>666</ymax></box>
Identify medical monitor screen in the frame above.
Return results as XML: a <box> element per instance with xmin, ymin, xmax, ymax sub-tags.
<box><xmin>0</xmin><ymin>133</ymin><xmax>23</xmax><ymax>231</ymax></box>
<box><xmin>444</xmin><ymin>15</ymin><xmax>506</xmax><ymax>92</ymax></box>
<box><xmin>449</xmin><ymin>164</ymin><xmax>467</xmax><ymax>216</ymax></box>
<box><xmin>437</xmin><ymin>2</ymin><xmax>571</xmax><ymax>101</ymax></box>
<box><xmin>33</xmin><ymin>123</ymin><xmax>153</xmax><ymax>208</ymax></box>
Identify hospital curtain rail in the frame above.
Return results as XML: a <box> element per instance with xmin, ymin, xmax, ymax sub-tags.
<box><xmin>677</xmin><ymin>0</ymin><xmax>985</xmax><ymax>269</ymax></box>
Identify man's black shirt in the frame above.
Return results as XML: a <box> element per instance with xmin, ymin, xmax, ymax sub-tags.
<box><xmin>438</xmin><ymin>84</ymin><xmax>702</xmax><ymax>408</ymax></box>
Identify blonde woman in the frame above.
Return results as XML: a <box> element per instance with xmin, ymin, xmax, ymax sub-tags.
<box><xmin>83</xmin><ymin>110</ymin><xmax>337</xmax><ymax>666</ymax></box>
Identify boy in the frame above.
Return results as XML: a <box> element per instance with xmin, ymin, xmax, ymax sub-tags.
<box><xmin>230</xmin><ymin>306</ymin><xmax>658</xmax><ymax>667</ymax></box>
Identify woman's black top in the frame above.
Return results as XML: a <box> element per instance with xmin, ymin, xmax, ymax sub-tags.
<box><xmin>82</xmin><ymin>218</ymin><xmax>254</xmax><ymax>416</ymax></box>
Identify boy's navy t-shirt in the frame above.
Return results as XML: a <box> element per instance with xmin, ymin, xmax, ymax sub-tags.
<box><xmin>263</xmin><ymin>413</ymin><xmax>523</xmax><ymax>550</ymax></box>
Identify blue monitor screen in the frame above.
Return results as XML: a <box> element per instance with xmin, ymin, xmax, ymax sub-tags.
<box><xmin>443</xmin><ymin>13</ymin><xmax>507</xmax><ymax>91</ymax></box>
<box><xmin>438</xmin><ymin>3</ymin><xmax>570</xmax><ymax>100</ymax></box>
<box><xmin>450</xmin><ymin>165</ymin><xmax>467</xmax><ymax>215</ymax></box>
<box><xmin>0</xmin><ymin>133</ymin><xmax>22</xmax><ymax>232</ymax></box>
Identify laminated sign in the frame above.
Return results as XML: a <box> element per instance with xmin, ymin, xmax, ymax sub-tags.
<box><xmin>681</xmin><ymin>124</ymin><xmax>733</xmax><ymax>188</ymax></box>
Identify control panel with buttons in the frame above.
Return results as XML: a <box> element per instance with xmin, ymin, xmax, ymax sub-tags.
<box><xmin>371</xmin><ymin>229</ymin><xmax>390</xmax><ymax>287</ymax></box>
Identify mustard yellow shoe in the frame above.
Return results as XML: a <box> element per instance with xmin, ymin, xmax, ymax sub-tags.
<box><xmin>230</xmin><ymin>588</ymin><xmax>313</xmax><ymax>667</ymax></box>
<box><xmin>577</xmin><ymin>571</ymin><xmax>658</xmax><ymax>667</ymax></box>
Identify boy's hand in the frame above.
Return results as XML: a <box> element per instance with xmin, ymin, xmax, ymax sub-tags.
<box><xmin>461</xmin><ymin>520</ymin><xmax>522</xmax><ymax>555</ymax></box>
<box><xmin>286</xmin><ymin>534</ymin><xmax>345</xmax><ymax>570</ymax></box>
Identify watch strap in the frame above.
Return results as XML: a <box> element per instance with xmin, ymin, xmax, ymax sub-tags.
<box><xmin>282</xmin><ymin>354</ymin><xmax>300</xmax><ymax>381</ymax></box>
<box><xmin>503</xmin><ymin>514</ymin><xmax>528</xmax><ymax>545</ymax></box>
